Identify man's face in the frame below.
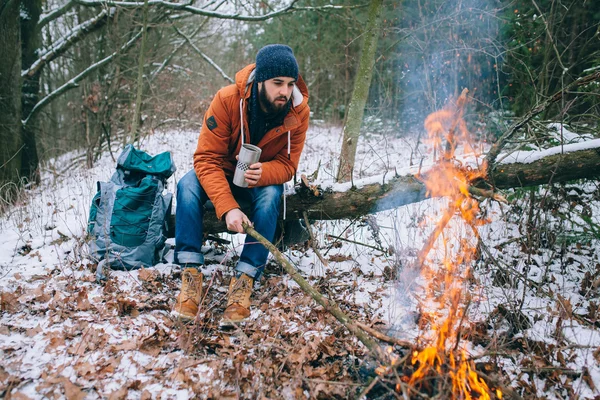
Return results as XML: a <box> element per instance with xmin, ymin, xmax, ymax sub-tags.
<box><xmin>258</xmin><ymin>77</ymin><xmax>296</xmax><ymax>115</ymax></box>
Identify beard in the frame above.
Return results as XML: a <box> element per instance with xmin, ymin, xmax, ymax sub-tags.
<box><xmin>258</xmin><ymin>84</ymin><xmax>290</xmax><ymax>117</ymax></box>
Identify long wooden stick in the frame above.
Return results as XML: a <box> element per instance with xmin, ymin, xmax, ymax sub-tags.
<box><xmin>355</xmin><ymin>321</ymin><xmax>412</xmax><ymax>348</ymax></box>
<box><xmin>244</xmin><ymin>223</ymin><xmax>388</xmax><ymax>363</ymax></box>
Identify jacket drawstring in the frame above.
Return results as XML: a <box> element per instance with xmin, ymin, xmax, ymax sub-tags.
<box><xmin>239</xmin><ymin>98</ymin><xmax>245</xmax><ymax>146</ymax></box>
<box><xmin>283</xmin><ymin>130</ymin><xmax>291</xmax><ymax>221</ymax></box>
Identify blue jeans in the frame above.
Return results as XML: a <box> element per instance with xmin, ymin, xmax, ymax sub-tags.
<box><xmin>175</xmin><ymin>170</ymin><xmax>282</xmax><ymax>281</ymax></box>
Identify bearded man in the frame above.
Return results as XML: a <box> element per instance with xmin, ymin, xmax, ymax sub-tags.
<box><xmin>172</xmin><ymin>44</ymin><xmax>310</xmax><ymax>326</ymax></box>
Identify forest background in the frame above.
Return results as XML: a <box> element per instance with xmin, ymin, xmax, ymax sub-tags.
<box><xmin>1</xmin><ymin>0</ymin><xmax>599</xmax><ymax>193</ymax></box>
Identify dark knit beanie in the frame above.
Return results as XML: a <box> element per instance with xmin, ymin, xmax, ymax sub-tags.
<box><xmin>255</xmin><ymin>44</ymin><xmax>299</xmax><ymax>82</ymax></box>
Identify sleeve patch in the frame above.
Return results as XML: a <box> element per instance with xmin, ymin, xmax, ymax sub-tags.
<box><xmin>206</xmin><ymin>115</ymin><xmax>218</xmax><ymax>131</ymax></box>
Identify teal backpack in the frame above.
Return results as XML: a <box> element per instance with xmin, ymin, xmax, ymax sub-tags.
<box><xmin>88</xmin><ymin>145</ymin><xmax>176</xmax><ymax>280</ymax></box>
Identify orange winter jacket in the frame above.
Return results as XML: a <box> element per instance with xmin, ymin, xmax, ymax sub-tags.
<box><xmin>193</xmin><ymin>64</ymin><xmax>310</xmax><ymax>220</ymax></box>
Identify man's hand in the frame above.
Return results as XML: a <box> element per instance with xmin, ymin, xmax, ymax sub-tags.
<box><xmin>244</xmin><ymin>162</ymin><xmax>262</xmax><ymax>187</ymax></box>
<box><xmin>225</xmin><ymin>208</ymin><xmax>251</xmax><ymax>233</ymax></box>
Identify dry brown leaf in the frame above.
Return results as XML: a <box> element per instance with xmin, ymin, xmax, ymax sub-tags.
<box><xmin>138</xmin><ymin>269</ymin><xmax>159</xmax><ymax>282</ymax></box>
<box><xmin>139</xmin><ymin>337</ymin><xmax>162</xmax><ymax>357</ymax></box>
<box><xmin>10</xmin><ymin>393</ymin><xmax>33</xmax><ymax>400</ymax></box>
<box><xmin>116</xmin><ymin>296</ymin><xmax>138</xmax><ymax>316</ymax></box>
<box><xmin>0</xmin><ymin>291</ymin><xmax>20</xmax><ymax>313</ymax></box>
<box><xmin>49</xmin><ymin>292</ymin><xmax>66</xmax><ymax>311</ymax></box>
<box><xmin>76</xmin><ymin>288</ymin><xmax>91</xmax><ymax>311</ymax></box>
<box><xmin>141</xmin><ymin>390</ymin><xmax>152</xmax><ymax>400</ymax></box>
<box><xmin>61</xmin><ymin>377</ymin><xmax>86</xmax><ymax>400</ymax></box>
<box><xmin>107</xmin><ymin>386</ymin><xmax>128</xmax><ymax>400</ymax></box>
<box><xmin>34</xmin><ymin>285</ymin><xmax>51</xmax><ymax>303</ymax></box>
<box><xmin>67</xmin><ymin>339</ymin><xmax>87</xmax><ymax>357</ymax></box>
<box><xmin>328</xmin><ymin>254</ymin><xmax>353</xmax><ymax>262</ymax></box>
<box><xmin>556</xmin><ymin>294</ymin><xmax>573</xmax><ymax>318</ymax></box>
<box><xmin>113</xmin><ymin>340</ymin><xmax>137</xmax><ymax>351</ymax></box>
<box><xmin>26</xmin><ymin>324</ymin><xmax>42</xmax><ymax>337</ymax></box>
<box><xmin>45</xmin><ymin>331</ymin><xmax>66</xmax><ymax>351</ymax></box>
<box><xmin>74</xmin><ymin>361</ymin><xmax>95</xmax><ymax>379</ymax></box>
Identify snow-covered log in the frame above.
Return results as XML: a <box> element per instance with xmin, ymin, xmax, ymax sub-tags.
<box><xmin>167</xmin><ymin>139</ymin><xmax>600</xmax><ymax>236</ymax></box>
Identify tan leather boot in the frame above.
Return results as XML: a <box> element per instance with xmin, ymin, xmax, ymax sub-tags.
<box><xmin>171</xmin><ymin>268</ymin><xmax>203</xmax><ymax>321</ymax></box>
<box><xmin>221</xmin><ymin>274</ymin><xmax>253</xmax><ymax>327</ymax></box>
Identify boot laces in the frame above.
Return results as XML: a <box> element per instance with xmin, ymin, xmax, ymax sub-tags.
<box><xmin>230</xmin><ymin>277</ymin><xmax>251</xmax><ymax>304</ymax></box>
<box><xmin>182</xmin><ymin>271</ymin><xmax>199</xmax><ymax>301</ymax></box>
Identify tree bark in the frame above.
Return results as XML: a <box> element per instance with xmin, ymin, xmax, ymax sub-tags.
<box><xmin>130</xmin><ymin>0</ymin><xmax>149</xmax><ymax>143</ymax></box>
<box><xmin>0</xmin><ymin>0</ymin><xmax>23</xmax><ymax>191</ymax></box>
<box><xmin>168</xmin><ymin>140</ymin><xmax>600</xmax><ymax>236</ymax></box>
<box><xmin>336</xmin><ymin>0</ymin><xmax>384</xmax><ymax>182</ymax></box>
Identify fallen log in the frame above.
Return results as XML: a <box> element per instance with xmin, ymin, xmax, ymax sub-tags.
<box><xmin>167</xmin><ymin>139</ymin><xmax>600</xmax><ymax>236</ymax></box>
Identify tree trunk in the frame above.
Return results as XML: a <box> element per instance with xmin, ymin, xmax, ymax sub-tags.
<box><xmin>336</xmin><ymin>0</ymin><xmax>384</xmax><ymax>182</ymax></box>
<box><xmin>130</xmin><ymin>0</ymin><xmax>149</xmax><ymax>143</ymax></box>
<box><xmin>0</xmin><ymin>0</ymin><xmax>23</xmax><ymax>192</ymax></box>
<box><xmin>168</xmin><ymin>140</ymin><xmax>600</xmax><ymax>236</ymax></box>
<box><xmin>20</xmin><ymin>0</ymin><xmax>42</xmax><ymax>184</ymax></box>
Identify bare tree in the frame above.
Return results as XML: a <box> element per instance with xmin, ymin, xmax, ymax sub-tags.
<box><xmin>0</xmin><ymin>0</ymin><xmax>23</xmax><ymax>194</ymax></box>
<box><xmin>336</xmin><ymin>0</ymin><xmax>384</xmax><ymax>183</ymax></box>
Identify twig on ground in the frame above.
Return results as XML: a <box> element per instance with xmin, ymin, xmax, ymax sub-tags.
<box><xmin>302</xmin><ymin>211</ymin><xmax>329</xmax><ymax>267</ymax></box>
<box><xmin>354</xmin><ymin>321</ymin><xmax>412</xmax><ymax>348</ymax></box>
<box><xmin>326</xmin><ymin>234</ymin><xmax>387</xmax><ymax>253</ymax></box>
<box><xmin>356</xmin><ymin>376</ymin><xmax>380</xmax><ymax>399</ymax></box>
<box><xmin>323</xmin><ymin>218</ymin><xmax>360</xmax><ymax>256</ymax></box>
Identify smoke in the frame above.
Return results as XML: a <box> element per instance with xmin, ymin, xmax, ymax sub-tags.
<box><xmin>393</xmin><ymin>0</ymin><xmax>503</xmax><ymax>130</ymax></box>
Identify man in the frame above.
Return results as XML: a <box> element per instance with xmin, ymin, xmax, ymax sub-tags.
<box><xmin>172</xmin><ymin>44</ymin><xmax>310</xmax><ymax>325</ymax></box>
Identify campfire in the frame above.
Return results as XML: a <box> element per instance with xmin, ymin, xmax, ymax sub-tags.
<box><xmin>385</xmin><ymin>90</ymin><xmax>503</xmax><ymax>398</ymax></box>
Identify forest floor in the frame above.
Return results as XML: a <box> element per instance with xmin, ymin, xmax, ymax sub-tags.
<box><xmin>1</xmin><ymin>120</ymin><xmax>599</xmax><ymax>399</ymax></box>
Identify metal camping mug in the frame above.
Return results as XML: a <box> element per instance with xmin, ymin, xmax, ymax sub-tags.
<box><xmin>233</xmin><ymin>144</ymin><xmax>262</xmax><ymax>188</ymax></box>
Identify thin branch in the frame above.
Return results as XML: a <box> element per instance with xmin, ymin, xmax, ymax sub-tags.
<box><xmin>354</xmin><ymin>321</ymin><xmax>412</xmax><ymax>348</ymax></box>
<box><xmin>72</xmin><ymin>0</ymin><xmax>366</xmax><ymax>21</ymax></box>
<box><xmin>37</xmin><ymin>0</ymin><xmax>76</xmax><ymax>30</ymax></box>
<box><xmin>302</xmin><ymin>211</ymin><xmax>329</xmax><ymax>267</ymax></box>
<box><xmin>531</xmin><ymin>0</ymin><xmax>567</xmax><ymax>73</ymax></box>
<box><xmin>151</xmin><ymin>25</ymin><xmax>203</xmax><ymax>81</ymax></box>
<box><xmin>22</xmin><ymin>29</ymin><xmax>144</xmax><ymax>127</ymax></box>
<box><xmin>151</xmin><ymin>0</ymin><xmax>224</xmax><ymax>80</ymax></box>
<box><xmin>485</xmin><ymin>70</ymin><xmax>600</xmax><ymax>169</ymax></box>
<box><xmin>356</xmin><ymin>376</ymin><xmax>380</xmax><ymax>400</ymax></box>
<box><xmin>326</xmin><ymin>234</ymin><xmax>387</xmax><ymax>253</ymax></box>
<box><xmin>174</xmin><ymin>27</ymin><xmax>233</xmax><ymax>83</ymax></box>
<box><xmin>24</xmin><ymin>9</ymin><xmax>112</xmax><ymax>78</ymax></box>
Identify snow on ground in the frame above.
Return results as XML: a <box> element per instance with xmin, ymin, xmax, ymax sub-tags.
<box><xmin>1</xmin><ymin>121</ymin><xmax>600</xmax><ymax>399</ymax></box>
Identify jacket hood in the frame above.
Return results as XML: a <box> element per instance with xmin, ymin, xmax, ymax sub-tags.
<box><xmin>234</xmin><ymin>63</ymin><xmax>309</xmax><ymax>111</ymax></box>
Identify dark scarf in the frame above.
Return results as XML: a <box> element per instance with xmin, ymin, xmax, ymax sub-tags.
<box><xmin>247</xmin><ymin>82</ymin><xmax>291</xmax><ymax>146</ymax></box>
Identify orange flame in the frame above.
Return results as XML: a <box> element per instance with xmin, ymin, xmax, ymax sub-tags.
<box><xmin>409</xmin><ymin>91</ymin><xmax>500</xmax><ymax>399</ymax></box>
